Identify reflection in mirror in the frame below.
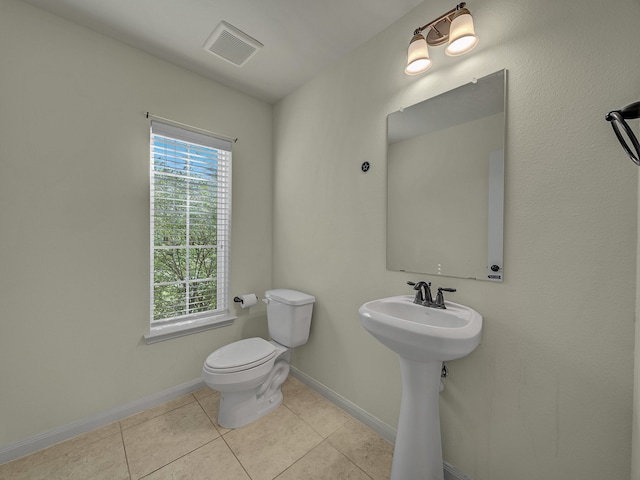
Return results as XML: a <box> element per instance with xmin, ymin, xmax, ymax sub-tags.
<box><xmin>387</xmin><ymin>69</ymin><xmax>506</xmax><ymax>281</ymax></box>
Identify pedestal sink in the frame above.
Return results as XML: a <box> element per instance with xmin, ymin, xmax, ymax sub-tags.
<box><xmin>358</xmin><ymin>295</ymin><xmax>482</xmax><ymax>480</ymax></box>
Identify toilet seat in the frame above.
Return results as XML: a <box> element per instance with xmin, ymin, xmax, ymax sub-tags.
<box><xmin>204</xmin><ymin>337</ymin><xmax>277</xmax><ymax>374</ymax></box>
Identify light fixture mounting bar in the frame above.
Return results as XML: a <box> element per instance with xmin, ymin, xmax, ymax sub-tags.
<box><xmin>413</xmin><ymin>2</ymin><xmax>466</xmax><ymax>36</ymax></box>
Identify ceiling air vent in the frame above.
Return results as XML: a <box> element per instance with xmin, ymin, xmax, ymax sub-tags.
<box><xmin>203</xmin><ymin>21</ymin><xmax>263</xmax><ymax>67</ymax></box>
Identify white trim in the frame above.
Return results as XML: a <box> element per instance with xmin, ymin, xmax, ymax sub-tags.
<box><xmin>144</xmin><ymin>313</ymin><xmax>236</xmax><ymax>344</ymax></box>
<box><xmin>289</xmin><ymin>366</ymin><xmax>473</xmax><ymax>480</ymax></box>
<box><xmin>146</xmin><ymin>113</ymin><xmax>237</xmax><ymax>145</ymax></box>
<box><xmin>444</xmin><ymin>462</ymin><xmax>475</xmax><ymax>480</ymax></box>
<box><xmin>0</xmin><ymin>379</ymin><xmax>205</xmax><ymax>465</ymax></box>
<box><xmin>151</xmin><ymin>120</ymin><xmax>233</xmax><ymax>150</ymax></box>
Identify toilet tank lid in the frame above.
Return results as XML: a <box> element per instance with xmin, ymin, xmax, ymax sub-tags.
<box><xmin>265</xmin><ymin>289</ymin><xmax>315</xmax><ymax>305</ymax></box>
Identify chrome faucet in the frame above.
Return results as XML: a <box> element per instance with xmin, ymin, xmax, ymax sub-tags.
<box><xmin>407</xmin><ymin>282</ymin><xmax>456</xmax><ymax>309</ymax></box>
<box><xmin>407</xmin><ymin>281</ymin><xmax>433</xmax><ymax>306</ymax></box>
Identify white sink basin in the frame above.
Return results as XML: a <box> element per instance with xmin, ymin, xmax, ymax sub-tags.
<box><xmin>358</xmin><ymin>295</ymin><xmax>482</xmax><ymax>362</ymax></box>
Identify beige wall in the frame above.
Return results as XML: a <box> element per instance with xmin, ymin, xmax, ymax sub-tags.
<box><xmin>274</xmin><ymin>1</ymin><xmax>639</xmax><ymax>479</ymax></box>
<box><xmin>0</xmin><ymin>0</ymin><xmax>273</xmax><ymax>446</ymax></box>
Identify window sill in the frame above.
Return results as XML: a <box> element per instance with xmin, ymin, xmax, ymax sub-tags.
<box><xmin>144</xmin><ymin>313</ymin><xmax>236</xmax><ymax>344</ymax></box>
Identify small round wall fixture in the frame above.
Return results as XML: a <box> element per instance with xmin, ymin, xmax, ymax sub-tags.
<box><xmin>361</xmin><ymin>161</ymin><xmax>371</xmax><ymax>173</ymax></box>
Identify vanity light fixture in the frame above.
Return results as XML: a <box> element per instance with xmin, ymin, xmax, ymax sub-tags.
<box><xmin>405</xmin><ymin>2</ymin><xmax>479</xmax><ymax>75</ymax></box>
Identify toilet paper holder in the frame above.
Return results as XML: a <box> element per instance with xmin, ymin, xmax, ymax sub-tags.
<box><xmin>233</xmin><ymin>294</ymin><xmax>259</xmax><ymax>306</ymax></box>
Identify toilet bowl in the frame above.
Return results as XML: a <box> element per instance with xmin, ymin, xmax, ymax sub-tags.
<box><xmin>202</xmin><ymin>337</ymin><xmax>291</xmax><ymax>427</ymax></box>
<box><xmin>201</xmin><ymin>289</ymin><xmax>315</xmax><ymax>428</ymax></box>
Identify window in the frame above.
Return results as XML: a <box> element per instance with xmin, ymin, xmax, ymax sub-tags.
<box><xmin>145</xmin><ymin>120</ymin><xmax>234</xmax><ymax>343</ymax></box>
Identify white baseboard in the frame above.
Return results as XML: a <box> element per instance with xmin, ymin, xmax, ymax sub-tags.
<box><xmin>289</xmin><ymin>366</ymin><xmax>473</xmax><ymax>480</ymax></box>
<box><xmin>3</xmin><ymin>369</ymin><xmax>474</xmax><ymax>479</ymax></box>
<box><xmin>444</xmin><ymin>461</ymin><xmax>474</xmax><ymax>480</ymax></box>
<box><xmin>0</xmin><ymin>378</ymin><xmax>205</xmax><ymax>466</ymax></box>
<box><xmin>289</xmin><ymin>366</ymin><xmax>398</xmax><ymax>443</ymax></box>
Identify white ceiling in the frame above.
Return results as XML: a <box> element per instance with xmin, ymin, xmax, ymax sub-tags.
<box><xmin>23</xmin><ymin>0</ymin><xmax>424</xmax><ymax>104</ymax></box>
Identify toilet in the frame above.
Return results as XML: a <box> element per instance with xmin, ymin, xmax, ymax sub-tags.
<box><xmin>201</xmin><ymin>288</ymin><xmax>315</xmax><ymax>428</ymax></box>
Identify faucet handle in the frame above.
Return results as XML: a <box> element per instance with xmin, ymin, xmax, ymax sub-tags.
<box><xmin>434</xmin><ymin>287</ymin><xmax>456</xmax><ymax>309</ymax></box>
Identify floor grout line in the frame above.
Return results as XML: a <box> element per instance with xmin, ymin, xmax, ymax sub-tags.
<box><xmin>137</xmin><ymin>438</ymin><xmax>221</xmax><ymax>480</ymax></box>
<box><xmin>119</xmin><ymin>393</ymin><xmax>199</xmax><ymax>432</ymax></box>
<box><xmin>119</xmin><ymin>422</ymin><xmax>133</xmax><ymax>480</ymax></box>
<box><xmin>194</xmin><ymin>394</ymin><xmax>255</xmax><ymax>479</ymax></box>
<box><xmin>219</xmin><ymin>432</ymin><xmax>253</xmax><ymax>479</ymax></box>
<box><xmin>1</xmin><ymin>379</ymin><xmax>392</xmax><ymax>480</ymax></box>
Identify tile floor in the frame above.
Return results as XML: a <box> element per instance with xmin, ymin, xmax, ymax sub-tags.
<box><xmin>0</xmin><ymin>377</ymin><xmax>394</xmax><ymax>480</ymax></box>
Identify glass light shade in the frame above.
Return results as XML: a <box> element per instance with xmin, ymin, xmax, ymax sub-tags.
<box><xmin>405</xmin><ymin>34</ymin><xmax>432</xmax><ymax>75</ymax></box>
<box><xmin>445</xmin><ymin>11</ymin><xmax>479</xmax><ymax>56</ymax></box>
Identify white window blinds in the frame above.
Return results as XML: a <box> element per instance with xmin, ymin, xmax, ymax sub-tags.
<box><xmin>150</xmin><ymin>120</ymin><xmax>232</xmax><ymax>325</ymax></box>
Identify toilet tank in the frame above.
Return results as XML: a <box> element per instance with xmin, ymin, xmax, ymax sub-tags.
<box><xmin>265</xmin><ymin>289</ymin><xmax>315</xmax><ymax>348</ymax></box>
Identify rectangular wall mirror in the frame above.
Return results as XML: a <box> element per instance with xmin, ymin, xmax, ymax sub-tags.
<box><xmin>387</xmin><ymin>69</ymin><xmax>506</xmax><ymax>281</ymax></box>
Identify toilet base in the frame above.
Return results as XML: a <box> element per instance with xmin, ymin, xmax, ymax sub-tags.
<box><xmin>217</xmin><ymin>359</ymin><xmax>290</xmax><ymax>428</ymax></box>
<box><xmin>218</xmin><ymin>389</ymin><xmax>283</xmax><ymax>428</ymax></box>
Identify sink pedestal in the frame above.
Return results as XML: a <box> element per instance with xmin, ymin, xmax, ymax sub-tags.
<box><xmin>391</xmin><ymin>358</ymin><xmax>444</xmax><ymax>480</ymax></box>
<box><xmin>358</xmin><ymin>295</ymin><xmax>482</xmax><ymax>480</ymax></box>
